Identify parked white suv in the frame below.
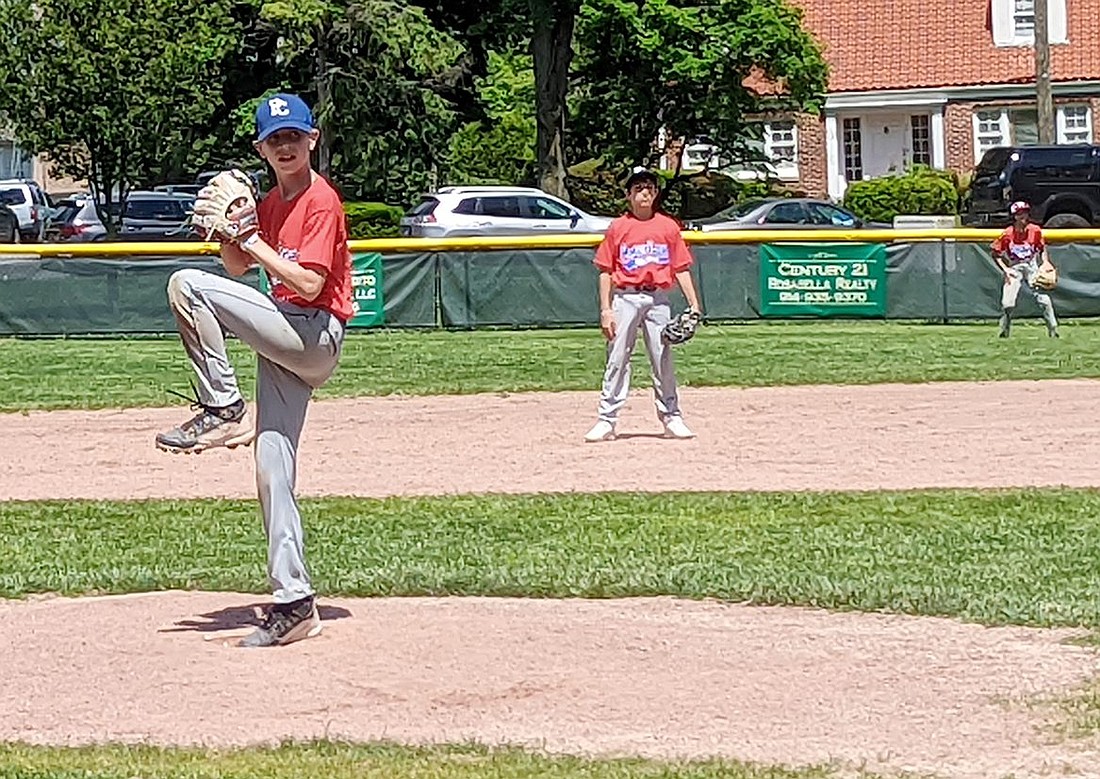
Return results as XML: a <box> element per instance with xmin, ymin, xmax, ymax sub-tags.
<box><xmin>400</xmin><ymin>186</ymin><xmax>613</xmax><ymax>238</ymax></box>
<box><xmin>0</xmin><ymin>179</ymin><xmax>49</xmax><ymax>242</ymax></box>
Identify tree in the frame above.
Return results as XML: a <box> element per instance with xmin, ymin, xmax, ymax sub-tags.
<box><xmin>529</xmin><ymin>0</ymin><xmax>579</xmax><ymax>197</ymax></box>
<box><xmin>261</xmin><ymin>0</ymin><xmax>466</xmax><ymax>204</ymax></box>
<box><xmin>443</xmin><ymin>49</ymin><xmax>537</xmax><ymax>185</ymax></box>
<box><xmin>571</xmin><ymin>0</ymin><xmax>828</xmax><ymax>186</ymax></box>
<box><xmin>0</xmin><ymin>0</ymin><xmax>244</xmax><ymax>234</ymax></box>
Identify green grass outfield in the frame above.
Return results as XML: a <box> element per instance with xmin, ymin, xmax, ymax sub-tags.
<box><xmin>1</xmin><ymin>320</ymin><xmax>1098</xmax><ymax>411</ymax></box>
<box><xmin>4</xmin><ymin>489</ymin><xmax>1100</xmax><ymax>629</ymax></box>
<box><xmin>0</xmin><ymin>742</ymin><xmax>875</xmax><ymax>779</ymax></box>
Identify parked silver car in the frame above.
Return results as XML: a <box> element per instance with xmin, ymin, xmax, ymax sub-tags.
<box><xmin>53</xmin><ymin>191</ymin><xmax>197</xmax><ymax>242</ymax></box>
<box><xmin>400</xmin><ymin>186</ymin><xmax>613</xmax><ymax>238</ymax></box>
<box><xmin>688</xmin><ymin>198</ymin><xmax>890</xmax><ymax>231</ymax></box>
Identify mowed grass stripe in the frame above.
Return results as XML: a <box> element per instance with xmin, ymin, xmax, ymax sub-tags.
<box><xmin>3</xmin><ymin>489</ymin><xmax>1100</xmax><ymax>629</ymax></box>
<box><xmin>0</xmin><ymin>742</ymin><xmax>858</xmax><ymax>779</ymax></box>
<box><xmin>2</xmin><ymin>320</ymin><xmax>1100</xmax><ymax>411</ymax></box>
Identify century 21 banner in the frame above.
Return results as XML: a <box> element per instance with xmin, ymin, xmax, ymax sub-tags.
<box><xmin>759</xmin><ymin>243</ymin><xmax>888</xmax><ymax>318</ymax></box>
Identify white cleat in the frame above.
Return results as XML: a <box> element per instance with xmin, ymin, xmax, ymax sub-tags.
<box><xmin>663</xmin><ymin>416</ymin><xmax>695</xmax><ymax>439</ymax></box>
<box><xmin>584</xmin><ymin>420</ymin><xmax>617</xmax><ymax>443</ymax></box>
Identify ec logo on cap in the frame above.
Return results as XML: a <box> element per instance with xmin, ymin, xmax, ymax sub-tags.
<box><xmin>268</xmin><ymin>98</ymin><xmax>290</xmax><ymax>117</ymax></box>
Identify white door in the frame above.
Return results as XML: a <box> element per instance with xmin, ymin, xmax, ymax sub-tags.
<box><xmin>861</xmin><ymin>114</ymin><xmax>908</xmax><ymax>179</ymax></box>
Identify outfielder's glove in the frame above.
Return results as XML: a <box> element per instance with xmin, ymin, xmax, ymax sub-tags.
<box><xmin>662</xmin><ymin>308</ymin><xmax>701</xmax><ymax>345</ymax></box>
<box><xmin>1033</xmin><ymin>264</ymin><xmax>1058</xmax><ymax>290</ymax></box>
<box><xmin>190</xmin><ymin>170</ymin><xmax>258</xmax><ymax>243</ymax></box>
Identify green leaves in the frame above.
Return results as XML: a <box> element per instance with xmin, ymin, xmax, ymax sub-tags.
<box><xmin>571</xmin><ymin>0</ymin><xmax>828</xmax><ymax>173</ymax></box>
<box><xmin>0</xmin><ymin>0</ymin><xmax>244</xmax><ymax>227</ymax></box>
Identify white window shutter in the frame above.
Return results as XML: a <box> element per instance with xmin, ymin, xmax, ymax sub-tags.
<box><xmin>1050</xmin><ymin>0</ymin><xmax>1068</xmax><ymax>43</ymax></box>
<box><xmin>991</xmin><ymin>0</ymin><xmax>1014</xmax><ymax>46</ymax></box>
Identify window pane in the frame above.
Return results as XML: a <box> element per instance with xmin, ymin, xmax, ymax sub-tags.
<box><xmin>767</xmin><ymin>202</ymin><xmax>807</xmax><ymax>224</ymax></box>
<box><xmin>1011</xmin><ymin>109</ymin><xmax>1039</xmax><ymax>145</ymax></box>
<box><xmin>843</xmin><ymin>118</ymin><xmax>863</xmax><ymax>180</ymax></box>
<box><xmin>528</xmin><ymin>197</ymin><xmax>571</xmax><ymax>219</ymax></box>
<box><xmin>910</xmin><ymin>115</ymin><xmax>931</xmax><ymax>166</ymax></box>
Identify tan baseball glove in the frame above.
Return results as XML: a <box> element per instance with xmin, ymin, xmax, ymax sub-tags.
<box><xmin>1033</xmin><ymin>263</ymin><xmax>1058</xmax><ymax>290</ymax></box>
<box><xmin>191</xmin><ymin>170</ymin><xmax>258</xmax><ymax>242</ymax></box>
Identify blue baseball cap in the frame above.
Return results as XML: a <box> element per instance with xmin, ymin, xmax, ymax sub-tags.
<box><xmin>255</xmin><ymin>93</ymin><xmax>314</xmax><ymax>141</ymax></box>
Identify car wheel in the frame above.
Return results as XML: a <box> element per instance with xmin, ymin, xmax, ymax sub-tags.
<box><xmin>1044</xmin><ymin>212</ymin><xmax>1091</xmax><ymax>228</ymax></box>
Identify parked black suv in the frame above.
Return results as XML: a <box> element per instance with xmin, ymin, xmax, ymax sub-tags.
<box><xmin>964</xmin><ymin>145</ymin><xmax>1100</xmax><ymax>228</ymax></box>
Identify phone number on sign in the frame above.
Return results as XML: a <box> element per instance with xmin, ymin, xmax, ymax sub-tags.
<box><xmin>776</xmin><ymin>291</ymin><xmax>870</xmax><ymax>304</ymax></box>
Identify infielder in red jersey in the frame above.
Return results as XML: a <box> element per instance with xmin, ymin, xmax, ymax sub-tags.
<box><xmin>156</xmin><ymin>93</ymin><xmax>352</xmax><ymax>647</ymax></box>
<box><xmin>991</xmin><ymin>200</ymin><xmax>1058</xmax><ymax>338</ymax></box>
<box><xmin>584</xmin><ymin>167</ymin><xmax>702</xmax><ymax>443</ymax></box>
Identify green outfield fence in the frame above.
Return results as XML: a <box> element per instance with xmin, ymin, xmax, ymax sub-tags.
<box><xmin>1</xmin><ymin>228</ymin><xmax>1099</xmax><ymax>335</ymax></box>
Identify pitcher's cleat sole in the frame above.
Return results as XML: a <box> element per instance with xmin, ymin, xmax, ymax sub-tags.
<box><xmin>155</xmin><ymin>433</ymin><xmax>254</xmax><ymax>455</ymax></box>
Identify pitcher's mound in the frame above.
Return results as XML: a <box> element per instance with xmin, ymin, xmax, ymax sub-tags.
<box><xmin>2</xmin><ymin>591</ymin><xmax>1099</xmax><ymax>778</ymax></box>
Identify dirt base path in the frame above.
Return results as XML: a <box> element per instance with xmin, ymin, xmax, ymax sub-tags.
<box><xmin>4</xmin><ymin>379</ymin><xmax>1100</xmax><ymax>501</ymax></box>
<box><xmin>4</xmin><ymin>380</ymin><xmax>1100</xmax><ymax>778</ymax></box>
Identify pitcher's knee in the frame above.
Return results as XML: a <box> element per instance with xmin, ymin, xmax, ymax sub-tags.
<box><xmin>167</xmin><ymin>268</ymin><xmax>207</xmax><ymax>311</ymax></box>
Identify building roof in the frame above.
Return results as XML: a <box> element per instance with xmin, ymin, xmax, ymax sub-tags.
<box><xmin>791</xmin><ymin>0</ymin><xmax>1100</xmax><ymax>92</ymax></box>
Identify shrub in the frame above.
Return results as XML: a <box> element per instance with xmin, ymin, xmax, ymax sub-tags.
<box><xmin>565</xmin><ymin>159</ymin><xmax>791</xmax><ymax>220</ymax></box>
<box><xmin>842</xmin><ymin>166</ymin><xmax>960</xmax><ymax>223</ymax></box>
<box><xmin>344</xmin><ymin>201</ymin><xmax>403</xmax><ymax>239</ymax></box>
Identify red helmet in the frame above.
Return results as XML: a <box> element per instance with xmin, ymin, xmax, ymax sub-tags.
<box><xmin>1010</xmin><ymin>200</ymin><xmax>1031</xmax><ymax>215</ymax></box>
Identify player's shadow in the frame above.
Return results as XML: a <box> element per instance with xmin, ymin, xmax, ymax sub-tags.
<box><xmin>158</xmin><ymin>602</ymin><xmax>353</xmax><ymax>634</ymax></box>
<box><xmin>613</xmin><ymin>431</ymin><xmax>670</xmax><ymax>440</ymax></box>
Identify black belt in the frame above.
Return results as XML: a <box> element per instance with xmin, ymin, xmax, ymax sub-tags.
<box><xmin>619</xmin><ymin>284</ymin><xmax>660</xmax><ymax>292</ymax></box>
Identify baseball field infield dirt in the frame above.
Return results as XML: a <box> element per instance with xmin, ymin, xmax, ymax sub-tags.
<box><xmin>3</xmin><ymin>379</ymin><xmax>1100</xmax><ymax>778</ymax></box>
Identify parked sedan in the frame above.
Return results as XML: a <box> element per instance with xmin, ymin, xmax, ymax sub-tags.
<box><xmin>688</xmin><ymin>198</ymin><xmax>888</xmax><ymax>231</ymax></box>
<box><xmin>54</xmin><ymin>191</ymin><xmax>199</xmax><ymax>242</ymax></box>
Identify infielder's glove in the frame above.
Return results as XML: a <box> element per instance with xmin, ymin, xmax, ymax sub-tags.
<box><xmin>662</xmin><ymin>308</ymin><xmax>701</xmax><ymax>345</ymax></box>
<box><xmin>190</xmin><ymin>170</ymin><xmax>258</xmax><ymax>243</ymax></box>
<box><xmin>1033</xmin><ymin>264</ymin><xmax>1058</xmax><ymax>290</ymax></box>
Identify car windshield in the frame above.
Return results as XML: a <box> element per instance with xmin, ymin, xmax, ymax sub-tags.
<box><xmin>975</xmin><ymin>148</ymin><xmax>1013</xmax><ymax>176</ymax></box>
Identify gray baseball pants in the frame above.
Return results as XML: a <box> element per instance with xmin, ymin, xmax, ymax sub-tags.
<box><xmin>597</xmin><ymin>287</ymin><xmax>683</xmax><ymax>423</ymax></box>
<box><xmin>167</xmin><ymin>268</ymin><xmax>345</xmax><ymax>604</ymax></box>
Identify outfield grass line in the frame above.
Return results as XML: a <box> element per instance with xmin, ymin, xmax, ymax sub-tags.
<box><xmin>4</xmin><ymin>321</ymin><xmax>1100</xmax><ymax>411</ymax></box>
<box><xmin>3</xmin><ymin>488</ymin><xmax>1100</xmax><ymax>629</ymax></box>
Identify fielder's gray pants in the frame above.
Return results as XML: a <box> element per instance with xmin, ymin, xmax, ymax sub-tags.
<box><xmin>1002</xmin><ymin>260</ymin><xmax>1058</xmax><ymax>329</ymax></box>
<box><xmin>167</xmin><ymin>269</ymin><xmax>345</xmax><ymax>604</ymax></box>
<box><xmin>597</xmin><ymin>287</ymin><xmax>683</xmax><ymax>423</ymax></box>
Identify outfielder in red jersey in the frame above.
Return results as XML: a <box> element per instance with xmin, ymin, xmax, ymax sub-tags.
<box><xmin>156</xmin><ymin>93</ymin><xmax>352</xmax><ymax>647</ymax></box>
<box><xmin>584</xmin><ymin>167</ymin><xmax>702</xmax><ymax>443</ymax></box>
<box><xmin>990</xmin><ymin>200</ymin><xmax>1058</xmax><ymax>338</ymax></box>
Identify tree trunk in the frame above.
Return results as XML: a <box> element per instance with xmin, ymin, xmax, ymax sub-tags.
<box><xmin>530</xmin><ymin>0</ymin><xmax>575</xmax><ymax>199</ymax></box>
<box><xmin>1034</xmin><ymin>0</ymin><xmax>1054</xmax><ymax>144</ymax></box>
<box><xmin>315</xmin><ymin>22</ymin><xmax>333</xmax><ymax>177</ymax></box>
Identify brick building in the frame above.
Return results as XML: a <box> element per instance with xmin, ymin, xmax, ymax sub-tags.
<box><xmin>670</xmin><ymin>1</ymin><xmax>1100</xmax><ymax>200</ymax></box>
<box><xmin>788</xmin><ymin>0</ymin><xmax>1100</xmax><ymax>199</ymax></box>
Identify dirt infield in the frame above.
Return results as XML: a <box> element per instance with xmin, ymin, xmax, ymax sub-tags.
<box><xmin>4</xmin><ymin>379</ymin><xmax>1100</xmax><ymax>778</ymax></box>
<box><xmin>5</xmin><ymin>379</ymin><xmax>1100</xmax><ymax>501</ymax></box>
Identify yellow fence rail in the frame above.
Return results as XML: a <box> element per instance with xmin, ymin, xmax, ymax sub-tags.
<box><xmin>1</xmin><ymin>227</ymin><xmax>1100</xmax><ymax>258</ymax></box>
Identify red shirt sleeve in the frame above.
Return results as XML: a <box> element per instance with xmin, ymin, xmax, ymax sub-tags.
<box><xmin>668</xmin><ymin>221</ymin><xmax>694</xmax><ymax>272</ymax></box>
<box><xmin>594</xmin><ymin>220</ymin><xmax>620</xmax><ymax>272</ymax></box>
<box><xmin>295</xmin><ymin>198</ymin><xmax>342</xmax><ymax>276</ymax></box>
<box><xmin>1030</xmin><ymin>224</ymin><xmax>1046</xmax><ymax>251</ymax></box>
<box><xmin>991</xmin><ymin>228</ymin><xmax>1009</xmax><ymax>252</ymax></box>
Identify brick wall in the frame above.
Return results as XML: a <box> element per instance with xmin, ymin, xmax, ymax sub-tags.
<box><xmin>945</xmin><ymin>97</ymin><xmax>1100</xmax><ymax>173</ymax></box>
<box><xmin>796</xmin><ymin>113</ymin><xmax>828</xmax><ymax>198</ymax></box>
<box><xmin>944</xmin><ymin>102</ymin><xmax>977</xmax><ymax>175</ymax></box>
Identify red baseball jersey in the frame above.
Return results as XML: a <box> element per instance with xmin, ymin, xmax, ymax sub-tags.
<box><xmin>257</xmin><ymin>175</ymin><xmax>354</xmax><ymax>322</ymax></box>
<box><xmin>594</xmin><ymin>212</ymin><xmax>694</xmax><ymax>289</ymax></box>
<box><xmin>991</xmin><ymin>223</ymin><xmax>1045</xmax><ymax>266</ymax></box>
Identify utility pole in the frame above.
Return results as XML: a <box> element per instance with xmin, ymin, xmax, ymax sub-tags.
<box><xmin>1035</xmin><ymin>0</ymin><xmax>1055</xmax><ymax>143</ymax></box>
